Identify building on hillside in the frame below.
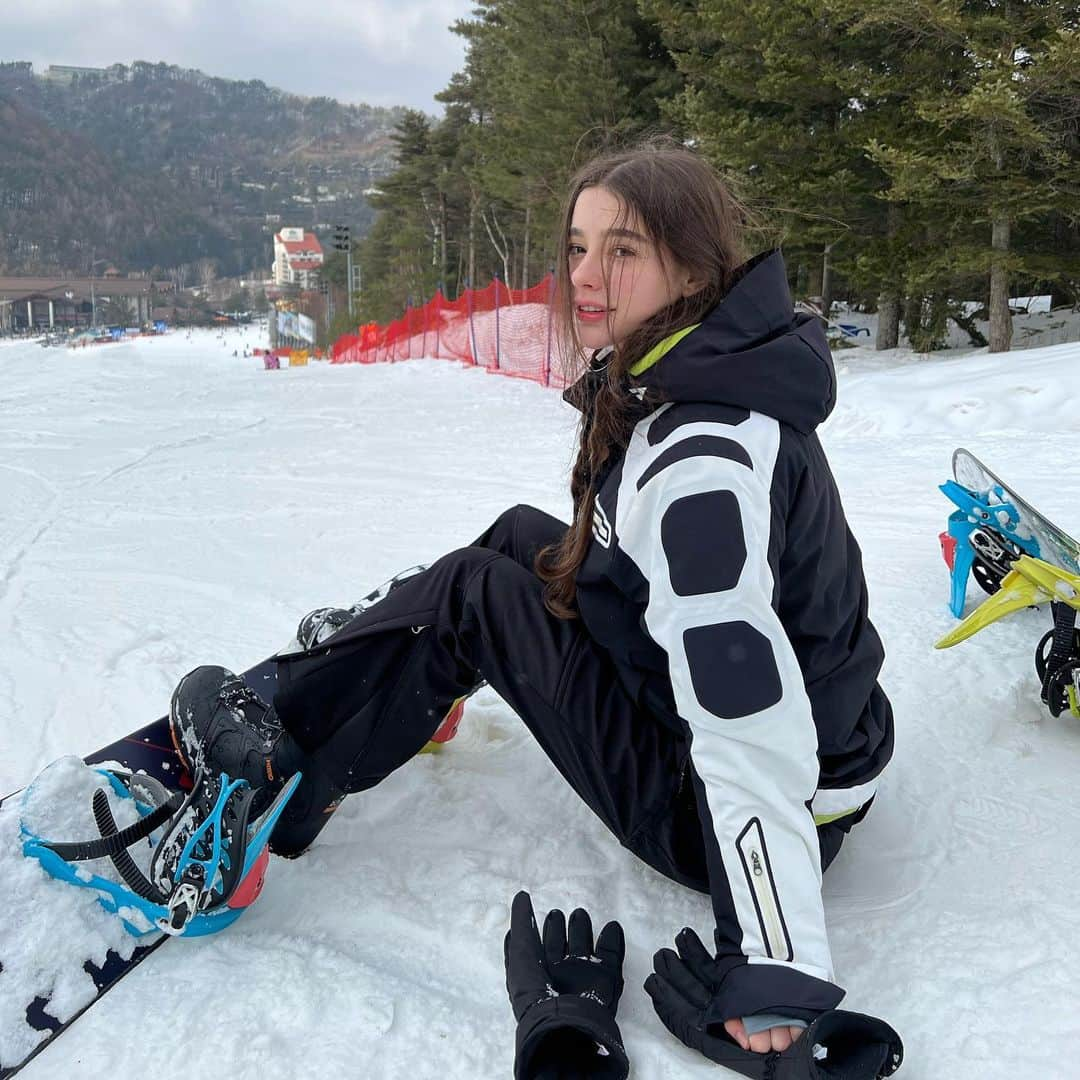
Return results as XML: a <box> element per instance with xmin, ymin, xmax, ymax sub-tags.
<box><xmin>41</xmin><ymin>65</ymin><xmax>108</xmax><ymax>83</ymax></box>
<box><xmin>0</xmin><ymin>277</ymin><xmax>154</xmax><ymax>332</ymax></box>
<box><xmin>272</xmin><ymin>228</ymin><xmax>324</xmax><ymax>289</ymax></box>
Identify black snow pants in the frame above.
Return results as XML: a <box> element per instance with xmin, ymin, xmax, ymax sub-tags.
<box><xmin>273</xmin><ymin>504</ymin><xmax>714</xmax><ymax>890</ymax></box>
<box><xmin>272</xmin><ymin>504</ymin><xmax>850</xmax><ymax>889</ymax></box>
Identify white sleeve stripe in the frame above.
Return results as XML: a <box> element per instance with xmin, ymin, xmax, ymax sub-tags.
<box><xmin>812</xmin><ymin>776</ymin><xmax>880</xmax><ymax>822</ymax></box>
<box><xmin>617</xmin><ymin>412</ymin><xmax>834</xmax><ymax>980</ymax></box>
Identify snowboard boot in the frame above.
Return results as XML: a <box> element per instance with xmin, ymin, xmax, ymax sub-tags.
<box><xmin>169</xmin><ymin>665</ymin><xmax>304</xmax><ymax>815</ymax></box>
<box><xmin>267</xmin><ymin>766</ymin><xmax>346</xmax><ymax>859</ymax></box>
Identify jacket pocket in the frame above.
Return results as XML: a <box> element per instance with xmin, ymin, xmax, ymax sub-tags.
<box><xmin>736</xmin><ymin>817</ymin><xmax>793</xmax><ymax>962</ymax></box>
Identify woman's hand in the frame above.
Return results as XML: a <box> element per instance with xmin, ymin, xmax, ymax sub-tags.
<box><xmin>723</xmin><ymin>1017</ymin><xmax>805</xmax><ymax>1053</ymax></box>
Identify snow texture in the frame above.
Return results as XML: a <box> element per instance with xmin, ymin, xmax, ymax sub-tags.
<box><xmin>0</xmin><ymin>759</ymin><xmax>144</xmax><ymax>1064</ymax></box>
<box><xmin>1</xmin><ymin>324</ymin><xmax>1080</xmax><ymax>1078</ymax></box>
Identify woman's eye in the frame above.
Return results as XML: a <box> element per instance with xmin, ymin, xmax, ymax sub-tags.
<box><xmin>613</xmin><ymin>246</ymin><xmax>636</xmax><ymax>258</ymax></box>
<box><xmin>568</xmin><ymin>244</ymin><xmax>585</xmax><ymax>257</ymax></box>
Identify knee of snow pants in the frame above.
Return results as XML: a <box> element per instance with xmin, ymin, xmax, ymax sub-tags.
<box><xmin>271</xmin><ymin>543</ymin><xmax>694</xmax><ymax>870</ymax></box>
<box><xmin>470</xmin><ymin>503</ymin><xmax>568</xmax><ymax>570</ymax></box>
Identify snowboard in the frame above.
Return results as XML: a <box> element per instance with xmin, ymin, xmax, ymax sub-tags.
<box><xmin>0</xmin><ymin>565</ymin><xmax>463</xmax><ymax>1077</ymax></box>
<box><xmin>953</xmin><ymin>448</ymin><xmax>1080</xmax><ymax>577</ymax></box>
<box><xmin>0</xmin><ymin>656</ymin><xmax>279</xmax><ymax>1080</ymax></box>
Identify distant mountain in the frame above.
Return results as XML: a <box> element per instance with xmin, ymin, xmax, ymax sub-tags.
<box><xmin>0</xmin><ymin>60</ymin><xmax>410</xmax><ymax>277</ymax></box>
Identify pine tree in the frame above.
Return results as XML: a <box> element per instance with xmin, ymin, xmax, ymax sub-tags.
<box><xmin>841</xmin><ymin>0</ymin><xmax>1080</xmax><ymax>351</ymax></box>
<box><xmin>442</xmin><ymin>0</ymin><xmax>679</xmax><ymax>291</ymax></box>
<box><xmin>645</xmin><ymin>0</ymin><xmax>892</xmax><ymax>319</ymax></box>
<box><xmin>356</xmin><ymin>110</ymin><xmax>445</xmax><ymax>321</ymax></box>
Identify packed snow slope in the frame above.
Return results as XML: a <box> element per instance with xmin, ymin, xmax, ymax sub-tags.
<box><xmin>2</xmin><ymin>326</ymin><xmax>1079</xmax><ymax>1079</ymax></box>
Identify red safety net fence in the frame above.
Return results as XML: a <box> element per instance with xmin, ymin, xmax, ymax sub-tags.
<box><xmin>330</xmin><ymin>274</ymin><xmax>584</xmax><ymax>391</ymax></box>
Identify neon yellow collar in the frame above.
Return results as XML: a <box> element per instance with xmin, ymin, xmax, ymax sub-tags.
<box><xmin>628</xmin><ymin>323</ymin><xmax>700</xmax><ymax>377</ymax></box>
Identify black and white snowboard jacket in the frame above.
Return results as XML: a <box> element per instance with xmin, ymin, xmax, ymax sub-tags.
<box><xmin>569</xmin><ymin>249</ymin><xmax>894</xmax><ymax>1020</ymax></box>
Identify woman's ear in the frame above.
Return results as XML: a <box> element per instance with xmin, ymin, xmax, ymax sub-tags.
<box><xmin>679</xmin><ymin>273</ymin><xmax>705</xmax><ymax>300</ymax></box>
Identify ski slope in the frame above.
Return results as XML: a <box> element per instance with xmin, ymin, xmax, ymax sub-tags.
<box><xmin>1</xmin><ymin>325</ymin><xmax>1079</xmax><ymax>1079</ymax></box>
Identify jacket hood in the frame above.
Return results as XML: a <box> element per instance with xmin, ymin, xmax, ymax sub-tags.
<box><xmin>566</xmin><ymin>250</ymin><xmax>836</xmax><ymax>435</ymax></box>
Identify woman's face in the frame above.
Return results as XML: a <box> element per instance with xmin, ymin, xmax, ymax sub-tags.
<box><xmin>568</xmin><ymin>185</ymin><xmax>696</xmax><ymax>351</ymax></box>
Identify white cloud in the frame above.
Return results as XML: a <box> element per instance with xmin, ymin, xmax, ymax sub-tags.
<box><xmin>4</xmin><ymin>0</ymin><xmax>474</xmax><ymax>111</ymax></box>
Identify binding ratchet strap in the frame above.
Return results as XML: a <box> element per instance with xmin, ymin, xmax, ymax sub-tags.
<box><xmin>1044</xmin><ymin>601</ymin><xmax>1077</xmax><ymax>681</ymax></box>
<box><xmin>22</xmin><ymin>763</ymin><xmax>301</xmax><ymax>938</ymax></box>
<box><xmin>36</xmin><ymin>778</ymin><xmax>182</xmax><ymax>863</ymax></box>
<box><xmin>1041</xmin><ymin>601</ymin><xmax>1079</xmax><ymax>718</ymax></box>
<box><xmin>33</xmin><ymin>772</ymin><xmax>184</xmax><ymax>904</ymax></box>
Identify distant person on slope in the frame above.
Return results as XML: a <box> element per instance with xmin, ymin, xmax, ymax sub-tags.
<box><xmin>168</xmin><ymin>141</ymin><xmax>901</xmax><ymax>1079</ymax></box>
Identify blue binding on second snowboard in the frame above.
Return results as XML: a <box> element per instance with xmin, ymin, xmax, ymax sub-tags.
<box><xmin>940</xmin><ymin>447</ymin><xmax>1080</xmax><ymax>618</ymax></box>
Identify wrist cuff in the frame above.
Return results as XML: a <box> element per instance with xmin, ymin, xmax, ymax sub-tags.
<box><xmin>515</xmin><ymin>996</ymin><xmax>629</xmax><ymax>1080</ymax></box>
<box><xmin>703</xmin><ymin>961</ymin><xmax>845</xmax><ymax>1027</ymax></box>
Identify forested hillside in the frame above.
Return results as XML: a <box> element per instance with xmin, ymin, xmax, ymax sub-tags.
<box><xmin>0</xmin><ymin>60</ymin><xmax>408</xmax><ymax>278</ymax></box>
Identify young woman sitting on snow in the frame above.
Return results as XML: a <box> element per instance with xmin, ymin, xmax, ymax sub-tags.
<box><xmin>169</xmin><ymin>141</ymin><xmax>902</xmax><ymax>1079</ymax></box>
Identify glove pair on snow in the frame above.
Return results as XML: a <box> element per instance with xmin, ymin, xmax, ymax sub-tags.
<box><xmin>504</xmin><ymin>891</ymin><xmax>904</xmax><ymax>1079</ymax></box>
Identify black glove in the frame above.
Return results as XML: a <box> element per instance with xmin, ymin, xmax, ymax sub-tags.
<box><xmin>504</xmin><ymin>890</ymin><xmax>629</xmax><ymax>1080</ymax></box>
<box><xmin>644</xmin><ymin>928</ymin><xmax>903</xmax><ymax>1079</ymax></box>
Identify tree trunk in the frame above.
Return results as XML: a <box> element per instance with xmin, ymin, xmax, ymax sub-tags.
<box><xmin>522</xmin><ymin>205</ymin><xmax>532</xmax><ymax>292</ymax></box>
<box><xmin>482</xmin><ymin>207</ymin><xmax>512</xmax><ymax>293</ymax></box>
<box><xmin>821</xmin><ymin>243</ymin><xmax>835</xmax><ymax>320</ymax></box>
<box><xmin>903</xmin><ymin>293</ymin><xmax>924</xmax><ymax>349</ymax></box>
<box><xmin>875</xmin><ymin>204</ymin><xmax>902</xmax><ymax>350</ymax></box>
<box><xmin>914</xmin><ymin>292</ymin><xmax>949</xmax><ymax>352</ymax></box>
<box><xmin>988</xmin><ymin>213</ymin><xmax>1012</xmax><ymax>352</ymax></box>
<box><xmin>467</xmin><ymin>194</ymin><xmax>476</xmax><ymax>289</ymax></box>
<box><xmin>875</xmin><ymin>293</ymin><xmax>900</xmax><ymax>350</ymax></box>
<box><xmin>987</xmin><ymin>117</ymin><xmax>1012</xmax><ymax>353</ymax></box>
<box><xmin>420</xmin><ymin>191</ymin><xmax>439</xmax><ymax>274</ymax></box>
<box><xmin>439</xmin><ymin>190</ymin><xmax>448</xmax><ymax>290</ymax></box>
<box><xmin>806</xmin><ymin>255</ymin><xmax>823</xmax><ymax>301</ymax></box>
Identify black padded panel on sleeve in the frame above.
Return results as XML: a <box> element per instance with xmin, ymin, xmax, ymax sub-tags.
<box><xmin>684</xmin><ymin>621</ymin><xmax>783</xmax><ymax>718</ymax></box>
<box><xmin>661</xmin><ymin>491</ymin><xmax>746</xmax><ymax>596</ymax></box>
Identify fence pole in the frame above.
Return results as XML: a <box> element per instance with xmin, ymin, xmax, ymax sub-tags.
<box><xmin>544</xmin><ymin>268</ymin><xmax>555</xmax><ymax>387</ymax></box>
<box><xmin>493</xmin><ymin>272</ymin><xmax>501</xmax><ymax>371</ymax></box>
<box><xmin>466</xmin><ymin>278</ymin><xmax>478</xmax><ymax>366</ymax></box>
<box><xmin>406</xmin><ymin>297</ymin><xmax>412</xmax><ymax>361</ymax></box>
<box><xmin>435</xmin><ymin>285</ymin><xmax>441</xmax><ymax>359</ymax></box>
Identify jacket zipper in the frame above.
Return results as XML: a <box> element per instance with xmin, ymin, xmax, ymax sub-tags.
<box><xmin>737</xmin><ymin>819</ymin><xmax>790</xmax><ymax>962</ymax></box>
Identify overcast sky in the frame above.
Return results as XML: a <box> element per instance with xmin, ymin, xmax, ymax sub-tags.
<box><xmin>5</xmin><ymin>1</ymin><xmax>477</xmax><ymax>113</ymax></box>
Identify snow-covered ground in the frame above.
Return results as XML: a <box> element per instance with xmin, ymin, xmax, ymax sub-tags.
<box><xmin>2</xmin><ymin>325</ymin><xmax>1080</xmax><ymax>1078</ymax></box>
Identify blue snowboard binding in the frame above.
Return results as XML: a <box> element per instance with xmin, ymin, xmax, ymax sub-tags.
<box><xmin>939</xmin><ymin>478</ymin><xmax>1041</xmax><ymax>618</ymax></box>
<box><xmin>22</xmin><ymin>764</ymin><xmax>300</xmax><ymax>937</ymax></box>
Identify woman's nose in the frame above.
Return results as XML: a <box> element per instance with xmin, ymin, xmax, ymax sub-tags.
<box><xmin>570</xmin><ymin>250</ymin><xmax>601</xmax><ymax>290</ymax></box>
